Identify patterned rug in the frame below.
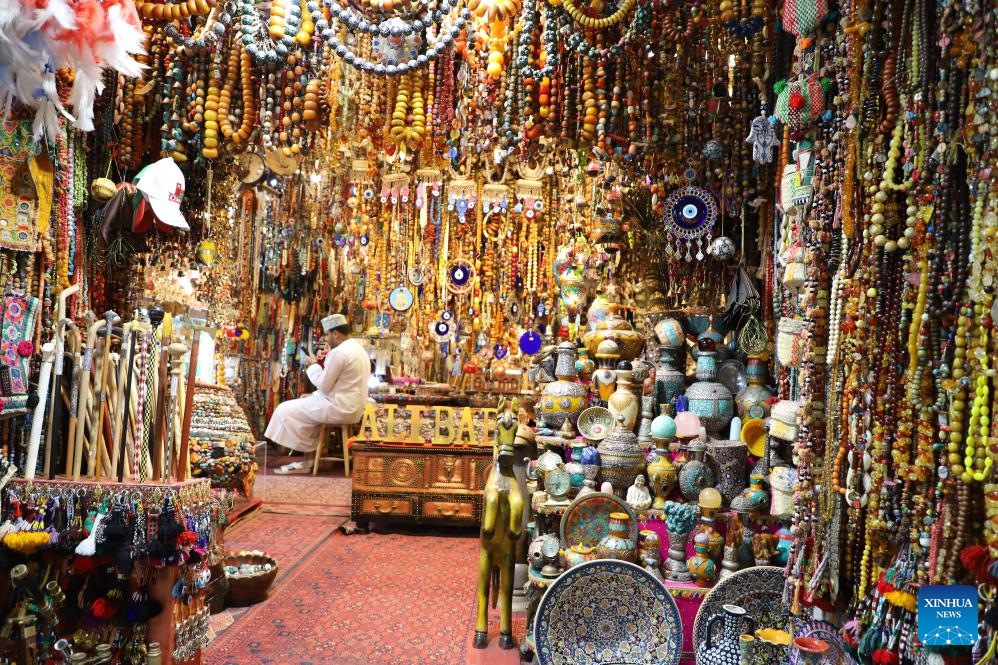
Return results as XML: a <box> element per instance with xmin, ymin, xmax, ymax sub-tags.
<box><xmin>204</xmin><ymin>526</ymin><xmax>526</xmax><ymax>665</ymax></box>
<box><xmin>210</xmin><ymin>512</ymin><xmax>348</xmax><ymax>644</ymax></box>
<box><xmin>250</xmin><ymin>452</ymin><xmax>353</xmax><ymax>516</ymax></box>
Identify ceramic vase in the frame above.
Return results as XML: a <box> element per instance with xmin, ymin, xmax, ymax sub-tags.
<box><xmin>731</xmin><ymin>474</ymin><xmax>770</xmax><ymax>513</ymax></box>
<box><xmin>654</xmin><ymin>345</ymin><xmax>686</xmax><ymax>411</ymax></box>
<box><xmin>696</xmin><ymin>604</ymin><xmax>756</xmax><ymax>665</ymax></box>
<box><xmin>684</xmin><ymin>348</ymin><xmax>735</xmax><ymax>438</ymax></box>
<box><xmin>646</xmin><ymin>440</ymin><xmax>678</xmax><ymax>509</ymax></box>
<box><xmin>564</xmin><ymin>442</ymin><xmax>587</xmax><ymax>490</ymax></box>
<box><xmin>679</xmin><ymin>439</ymin><xmax>716</xmax><ymax>501</ymax></box>
<box><xmin>537</xmin><ymin>342</ymin><xmax>588</xmax><ymax>429</ymax></box>
<box><xmin>575</xmin><ymin>347</ymin><xmax>596</xmax><ymax>383</ymax></box>
<box><xmin>587</xmin><ymin>293</ymin><xmax>612</xmax><ymax>331</ymax></box>
<box><xmin>607</xmin><ymin>364</ymin><xmax>640</xmax><ymax>431</ymax></box>
<box><xmin>595</xmin><ymin>512</ymin><xmax>637</xmax><ymax>563</ymax></box>
<box><xmin>738</xmin><ymin>634</ymin><xmax>755</xmax><ymax>665</ymax></box>
<box><xmin>692</xmin><ymin>509</ymin><xmax>725</xmax><ymax>562</ymax></box>
<box><xmin>708</xmin><ymin>440</ymin><xmax>749</xmax><ymax>505</ymax></box>
<box><xmin>688</xmin><ymin>532</ymin><xmax>718</xmax><ymax>587</ymax></box>
<box><xmin>665</xmin><ymin>527</ymin><xmax>693</xmax><ymax>583</ymax></box>
<box><xmin>735</xmin><ymin>356</ymin><xmax>772</xmax><ymax>420</ymax></box>
<box><xmin>596</xmin><ymin>417</ymin><xmax>646</xmax><ymax>497</ymax></box>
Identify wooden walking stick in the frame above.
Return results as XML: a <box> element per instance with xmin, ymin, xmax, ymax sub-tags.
<box><xmin>45</xmin><ymin>284</ymin><xmax>79</xmax><ymax>478</ymax></box>
<box><xmin>164</xmin><ymin>341</ymin><xmax>187</xmax><ymax>482</ymax></box>
<box><xmin>177</xmin><ymin>309</ymin><xmax>207</xmax><ymax>482</ymax></box>
<box><xmin>60</xmin><ymin>323</ymin><xmax>81</xmax><ymax>478</ymax></box>
<box><xmin>112</xmin><ymin>323</ymin><xmax>136</xmax><ymax>482</ymax></box>
<box><xmin>72</xmin><ymin>315</ymin><xmax>103</xmax><ymax>481</ymax></box>
<box><xmin>88</xmin><ymin>311</ymin><xmax>119</xmax><ymax>479</ymax></box>
<box><xmin>23</xmin><ymin>342</ymin><xmax>54</xmax><ymax>480</ymax></box>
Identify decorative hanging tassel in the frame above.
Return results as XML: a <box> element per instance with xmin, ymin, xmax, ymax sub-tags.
<box><xmin>75</xmin><ymin>506</ymin><xmax>107</xmax><ymax>556</ymax></box>
<box><xmin>872</xmin><ymin>649</ymin><xmax>900</xmax><ymax>665</ymax></box>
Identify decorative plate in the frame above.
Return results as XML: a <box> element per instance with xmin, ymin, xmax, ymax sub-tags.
<box><xmin>740</xmin><ymin>418</ymin><xmax>766</xmax><ymax>457</ymax></box>
<box><xmin>662</xmin><ymin>184</ymin><xmax>718</xmax><ymax>241</ymax></box>
<box><xmin>577</xmin><ymin>406</ymin><xmax>614</xmax><ymax>441</ymax></box>
<box><xmin>717</xmin><ymin>359</ymin><xmax>747</xmax><ymax>396</ymax></box>
<box><xmin>388</xmin><ymin>286</ymin><xmax>414</xmax><ymax>312</ymax></box>
<box><xmin>693</xmin><ymin>566</ymin><xmax>800</xmax><ymax>647</ymax></box>
<box><xmin>560</xmin><ymin>492</ymin><xmax>637</xmax><ymax>550</ymax></box>
<box><xmin>789</xmin><ymin>621</ymin><xmax>856</xmax><ymax>665</ymax></box>
<box><xmin>535</xmin><ymin>559</ymin><xmax>682</xmax><ymax>665</ymax></box>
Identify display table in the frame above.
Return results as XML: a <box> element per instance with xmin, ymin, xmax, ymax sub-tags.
<box><xmin>351</xmin><ymin>441</ymin><xmax>493</xmax><ymax>528</ymax></box>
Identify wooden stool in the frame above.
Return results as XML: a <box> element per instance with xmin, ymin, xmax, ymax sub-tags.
<box><xmin>312</xmin><ymin>424</ymin><xmax>355</xmax><ymax>476</ymax></box>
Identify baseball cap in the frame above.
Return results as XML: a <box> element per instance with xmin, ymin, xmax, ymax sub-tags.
<box><xmin>133</xmin><ymin>158</ymin><xmax>189</xmax><ymax>231</ymax></box>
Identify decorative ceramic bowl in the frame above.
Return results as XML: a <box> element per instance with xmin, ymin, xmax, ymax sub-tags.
<box><xmin>534</xmin><ymin>559</ymin><xmax>683</xmax><ymax>665</ymax></box>
<box><xmin>578</xmin><ymin>406</ymin><xmax>615</xmax><ymax>441</ymax></box>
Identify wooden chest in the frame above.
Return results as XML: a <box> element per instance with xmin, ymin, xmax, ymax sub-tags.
<box><xmin>350</xmin><ymin>442</ymin><xmax>493</xmax><ymax>527</ymax></box>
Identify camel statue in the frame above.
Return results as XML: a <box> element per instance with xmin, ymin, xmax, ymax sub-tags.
<box><xmin>473</xmin><ymin>397</ymin><xmax>523</xmax><ymax>650</ymax></box>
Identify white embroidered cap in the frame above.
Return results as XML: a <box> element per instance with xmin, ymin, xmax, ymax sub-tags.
<box><xmin>321</xmin><ymin>313</ymin><xmax>348</xmax><ymax>332</ymax></box>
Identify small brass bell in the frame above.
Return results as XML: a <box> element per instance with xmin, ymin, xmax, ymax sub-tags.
<box><xmin>90</xmin><ymin>178</ymin><xmax>117</xmax><ymax>203</ymax></box>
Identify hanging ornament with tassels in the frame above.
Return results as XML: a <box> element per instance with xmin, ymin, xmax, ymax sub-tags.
<box><xmin>661</xmin><ymin>183</ymin><xmax>718</xmax><ymax>262</ymax></box>
<box><xmin>774</xmin><ymin>77</ymin><xmax>829</xmax><ymax>141</ymax></box>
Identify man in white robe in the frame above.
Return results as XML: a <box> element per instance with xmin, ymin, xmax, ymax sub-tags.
<box><xmin>266</xmin><ymin>313</ymin><xmax>371</xmax><ymax>474</ymax></box>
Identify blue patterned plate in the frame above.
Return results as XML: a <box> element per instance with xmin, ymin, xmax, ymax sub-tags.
<box><xmin>535</xmin><ymin>559</ymin><xmax>682</xmax><ymax>665</ymax></box>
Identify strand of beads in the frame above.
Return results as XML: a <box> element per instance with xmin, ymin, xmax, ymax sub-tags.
<box><xmin>136</xmin><ymin>0</ymin><xmax>214</xmax><ymax>20</ymax></box>
<box><xmin>164</xmin><ymin>1</ymin><xmax>231</xmax><ymax>49</ymax></box>
<box><xmin>560</xmin><ymin>0</ymin><xmax>634</xmax><ymax>30</ymax></box>
<box><xmin>218</xmin><ymin>39</ymin><xmax>258</xmax><ymax>145</ymax></box>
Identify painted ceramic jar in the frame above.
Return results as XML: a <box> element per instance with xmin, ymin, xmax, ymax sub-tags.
<box><xmin>685</xmin><ymin>346</ymin><xmax>735</xmax><ymax>438</ymax></box>
<box><xmin>647</xmin><ymin>440</ymin><xmax>678</xmax><ymax>509</ymax></box>
<box><xmin>687</xmin><ymin>532</ymin><xmax>718</xmax><ymax>587</ymax></box>
<box><xmin>564</xmin><ymin>442</ymin><xmax>588</xmax><ymax>490</ymax></box>
<box><xmin>579</xmin><ymin>445</ymin><xmax>601</xmax><ymax>483</ymax></box>
<box><xmin>596</xmin><ymin>417</ymin><xmax>645</xmax><ymax>497</ymax></box>
<box><xmin>735</xmin><ymin>356</ymin><xmax>772</xmax><ymax>420</ymax></box>
<box><xmin>595</xmin><ymin>512</ymin><xmax>637</xmax><ymax>563</ymax></box>
<box><xmin>586</xmin><ymin>293</ymin><xmax>612</xmax><ymax>331</ymax></box>
<box><xmin>707</xmin><ymin>440</ymin><xmax>749</xmax><ymax>505</ymax></box>
<box><xmin>793</xmin><ymin>637</ymin><xmax>830</xmax><ymax>665</ymax></box>
<box><xmin>564</xmin><ymin>543</ymin><xmax>597</xmax><ymax>568</ymax></box>
<box><xmin>738</xmin><ymin>634</ymin><xmax>755</xmax><ymax>665</ymax></box>
<box><xmin>537</xmin><ymin>342</ymin><xmax>588</xmax><ymax>429</ymax></box>
<box><xmin>696</xmin><ymin>604</ymin><xmax>756</xmax><ymax>665</ymax></box>
<box><xmin>575</xmin><ymin>347</ymin><xmax>596</xmax><ymax>382</ymax></box>
<box><xmin>607</xmin><ymin>363</ymin><xmax>640</xmax><ymax>431</ymax></box>
<box><xmin>730</xmin><ymin>474</ymin><xmax>770</xmax><ymax>513</ymax></box>
<box><xmin>582</xmin><ymin>313</ymin><xmax>646</xmax><ymax>361</ymax></box>
<box><xmin>655</xmin><ymin>345</ymin><xmax>686</xmax><ymax>411</ymax></box>
<box><xmin>654</xmin><ymin>317</ymin><xmax>686</xmax><ymax>349</ymax></box>
<box><xmin>679</xmin><ymin>439</ymin><xmax>716</xmax><ymax>501</ymax></box>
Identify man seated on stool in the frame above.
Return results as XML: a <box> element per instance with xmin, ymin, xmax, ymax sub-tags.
<box><xmin>267</xmin><ymin>313</ymin><xmax>371</xmax><ymax>475</ymax></box>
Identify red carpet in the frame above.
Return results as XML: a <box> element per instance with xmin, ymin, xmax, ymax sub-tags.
<box><xmin>204</xmin><ymin>525</ymin><xmax>524</xmax><ymax>665</ymax></box>
<box><xmin>224</xmin><ymin>513</ymin><xmax>348</xmax><ymax>585</ymax></box>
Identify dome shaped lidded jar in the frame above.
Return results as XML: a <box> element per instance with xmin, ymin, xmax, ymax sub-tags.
<box><xmin>537</xmin><ymin>342</ymin><xmax>588</xmax><ymax>429</ymax></box>
<box><xmin>655</xmin><ymin>343</ymin><xmax>686</xmax><ymax>413</ymax></box>
<box><xmin>596</xmin><ymin>415</ymin><xmax>646</xmax><ymax>498</ymax></box>
<box><xmin>684</xmin><ymin>338</ymin><xmax>734</xmax><ymax>438</ymax></box>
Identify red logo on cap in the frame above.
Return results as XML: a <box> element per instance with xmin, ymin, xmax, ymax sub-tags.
<box><xmin>169</xmin><ymin>183</ymin><xmax>185</xmax><ymax>204</ymax></box>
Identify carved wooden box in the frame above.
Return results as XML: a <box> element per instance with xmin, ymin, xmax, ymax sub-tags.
<box><xmin>350</xmin><ymin>442</ymin><xmax>493</xmax><ymax>527</ymax></box>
